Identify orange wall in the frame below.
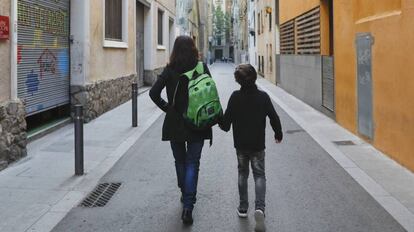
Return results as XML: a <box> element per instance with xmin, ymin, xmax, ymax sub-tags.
<box><xmin>334</xmin><ymin>0</ymin><xmax>414</xmax><ymax>172</ymax></box>
<box><xmin>280</xmin><ymin>0</ymin><xmax>320</xmax><ymax>24</ymax></box>
<box><xmin>279</xmin><ymin>0</ymin><xmax>331</xmax><ymax>55</ymax></box>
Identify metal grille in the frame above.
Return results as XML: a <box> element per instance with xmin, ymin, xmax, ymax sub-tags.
<box><xmin>286</xmin><ymin>129</ymin><xmax>305</xmax><ymax>134</ymax></box>
<box><xmin>322</xmin><ymin>56</ymin><xmax>335</xmax><ymax>111</ymax></box>
<box><xmin>333</xmin><ymin>140</ymin><xmax>356</xmax><ymax>146</ymax></box>
<box><xmin>17</xmin><ymin>0</ymin><xmax>70</xmax><ymax>116</ymax></box>
<box><xmin>295</xmin><ymin>7</ymin><xmax>320</xmax><ymax>55</ymax></box>
<box><xmin>280</xmin><ymin>20</ymin><xmax>295</xmax><ymax>54</ymax></box>
<box><xmin>80</xmin><ymin>183</ymin><xmax>122</xmax><ymax>208</ymax></box>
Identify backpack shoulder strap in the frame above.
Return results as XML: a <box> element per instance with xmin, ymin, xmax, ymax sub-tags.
<box><xmin>182</xmin><ymin>62</ymin><xmax>205</xmax><ymax>80</ymax></box>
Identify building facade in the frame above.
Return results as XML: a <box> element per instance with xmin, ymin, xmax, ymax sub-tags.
<box><xmin>247</xmin><ymin>0</ymin><xmax>257</xmax><ymax>69</ymax></box>
<box><xmin>141</xmin><ymin>0</ymin><xmax>176</xmax><ymax>85</ymax></box>
<box><xmin>334</xmin><ymin>0</ymin><xmax>414</xmax><ymax>172</ymax></box>
<box><xmin>279</xmin><ymin>0</ymin><xmax>414</xmax><ymax>173</ymax></box>
<box><xmin>0</xmin><ymin>0</ymin><xmax>176</xmax><ymax>171</ymax></box>
<box><xmin>278</xmin><ymin>0</ymin><xmax>334</xmax><ymax>116</ymax></box>
<box><xmin>232</xmin><ymin>0</ymin><xmax>248</xmax><ymax>64</ymax></box>
<box><xmin>255</xmin><ymin>0</ymin><xmax>278</xmax><ymax>83</ymax></box>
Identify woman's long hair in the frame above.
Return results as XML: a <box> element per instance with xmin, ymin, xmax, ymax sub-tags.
<box><xmin>169</xmin><ymin>36</ymin><xmax>199</xmax><ymax>73</ymax></box>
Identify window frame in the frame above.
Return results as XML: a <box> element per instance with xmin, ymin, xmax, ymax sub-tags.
<box><xmin>103</xmin><ymin>0</ymin><xmax>129</xmax><ymax>49</ymax></box>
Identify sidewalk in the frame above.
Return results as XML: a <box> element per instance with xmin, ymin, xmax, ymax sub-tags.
<box><xmin>256</xmin><ymin>74</ymin><xmax>414</xmax><ymax>231</ymax></box>
<box><xmin>0</xmin><ymin>88</ymin><xmax>163</xmax><ymax>232</ymax></box>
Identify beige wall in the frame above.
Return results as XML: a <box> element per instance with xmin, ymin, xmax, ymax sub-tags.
<box><xmin>153</xmin><ymin>0</ymin><xmax>176</xmax><ymax>70</ymax></box>
<box><xmin>257</xmin><ymin>0</ymin><xmax>276</xmax><ymax>83</ymax></box>
<box><xmin>157</xmin><ymin>0</ymin><xmax>175</xmax><ymax>14</ymax></box>
<box><xmin>88</xmin><ymin>0</ymin><xmax>136</xmax><ymax>83</ymax></box>
<box><xmin>0</xmin><ymin>0</ymin><xmax>11</xmax><ymax>101</ymax></box>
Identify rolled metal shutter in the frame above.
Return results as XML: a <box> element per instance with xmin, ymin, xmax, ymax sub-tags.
<box><xmin>17</xmin><ymin>0</ymin><xmax>70</xmax><ymax>116</ymax></box>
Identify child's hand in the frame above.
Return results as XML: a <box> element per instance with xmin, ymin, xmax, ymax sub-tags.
<box><xmin>275</xmin><ymin>139</ymin><xmax>282</xmax><ymax>144</ymax></box>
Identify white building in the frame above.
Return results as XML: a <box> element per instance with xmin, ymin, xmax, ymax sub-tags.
<box><xmin>248</xmin><ymin>0</ymin><xmax>257</xmax><ymax>69</ymax></box>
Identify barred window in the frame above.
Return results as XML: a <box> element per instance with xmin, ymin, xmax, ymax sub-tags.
<box><xmin>105</xmin><ymin>0</ymin><xmax>122</xmax><ymax>41</ymax></box>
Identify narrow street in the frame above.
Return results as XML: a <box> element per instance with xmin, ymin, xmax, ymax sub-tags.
<box><xmin>51</xmin><ymin>63</ymin><xmax>405</xmax><ymax>232</ymax></box>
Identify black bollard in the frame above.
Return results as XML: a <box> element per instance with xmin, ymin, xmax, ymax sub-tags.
<box><xmin>74</xmin><ymin>105</ymin><xmax>84</xmax><ymax>175</ymax></box>
<box><xmin>132</xmin><ymin>82</ymin><xmax>138</xmax><ymax>127</ymax></box>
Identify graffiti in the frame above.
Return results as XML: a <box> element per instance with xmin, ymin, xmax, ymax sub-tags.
<box><xmin>33</xmin><ymin>29</ymin><xmax>43</xmax><ymax>47</ymax></box>
<box><xmin>26</xmin><ymin>70</ymin><xmax>39</xmax><ymax>95</ymax></box>
<box><xmin>0</xmin><ymin>16</ymin><xmax>9</xmax><ymax>39</ymax></box>
<box><xmin>37</xmin><ymin>49</ymin><xmax>57</xmax><ymax>79</ymax></box>
<box><xmin>358</xmin><ymin>50</ymin><xmax>371</xmax><ymax>65</ymax></box>
<box><xmin>53</xmin><ymin>37</ymin><xmax>58</xmax><ymax>48</ymax></box>
<box><xmin>18</xmin><ymin>1</ymin><xmax>68</xmax><ymax>36</ymax></box>
<box><xmin>17</xmin><ymin>46</ymin><xmax>22</xmax><ymax>64</ymax></box>
<box><xmin>58</xmin><ymin>50</ymin><xmax>69</xmax><ymax>76</ymax></box>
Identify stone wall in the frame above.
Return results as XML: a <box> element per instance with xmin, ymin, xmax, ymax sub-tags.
<box><xmin>71</xmin><ymin>75</ymin><xmax>136</xmax><ymax>122</ymax></box>
<box><xmin>0</xmin><ymin>100</ymin><xmax>27</xmax><ymax>171</ymax></box>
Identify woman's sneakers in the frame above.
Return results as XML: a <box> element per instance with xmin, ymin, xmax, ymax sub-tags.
<box><xmin>237</xmin><ymin>207</ymin><xmax>248</xmax><ymax>218</ymax></box>
<box><xmin>254</xmin><ymin>209</ymin><xmax>266</xmax><ymax>232</ymax></box>
<box><xmin>181</xmin><ymin>209</ymin><xmax>193</xmax><ymax>225</ymax></box>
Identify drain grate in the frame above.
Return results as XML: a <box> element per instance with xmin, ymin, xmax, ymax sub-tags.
<box><xmin>333</xmin><ymin>140</ymin><xmax>356</xmax><ymax>146</ymax></box>
<box><xmin>286</xmin><ymin>129</ymin><xmax>305</xmax><ymax>134</ymax></box>
<box><xmin>79</xmin><ymin>182</ymin><xmax>122</xmax><ymax>208</ymax></box>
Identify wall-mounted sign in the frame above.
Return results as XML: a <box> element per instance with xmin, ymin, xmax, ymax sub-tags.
<box><xmin>0</xmin><ymin>16</ymin><xmax>10</xmax><ymax>40</ymax></box>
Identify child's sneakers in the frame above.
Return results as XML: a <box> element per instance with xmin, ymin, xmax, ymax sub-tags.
<box><xmin>254</xmin><ymin>209</ymin><xmax>266</xmax><ymax>232</ymax></box>
<box><xmin>237</xmin><ymin>207</ymin><xmax>248</xmax><ymax>218</ymax></box>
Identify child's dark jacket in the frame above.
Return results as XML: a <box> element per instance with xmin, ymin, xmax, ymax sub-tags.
<box><xmin>220</xmin><ymin>84</ymin><xmax>283</xmax><ymax>151</ymax></box>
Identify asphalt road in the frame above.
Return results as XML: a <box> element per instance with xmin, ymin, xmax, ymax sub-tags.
<box><xmin>52</xmin><ymin>63</ymin><xmax>406</xmax><ymax>232</ymax></box>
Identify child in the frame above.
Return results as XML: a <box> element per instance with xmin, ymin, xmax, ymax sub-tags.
<box><xmin>219</xmin><ymin>64</ymin><xmax>283</xmax><ymax>232</ymax></box>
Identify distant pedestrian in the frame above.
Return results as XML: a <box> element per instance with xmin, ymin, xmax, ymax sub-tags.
<box><xmin>149</xmin><ymin>36</ymin><xmax>214</xmax><ymax>225</ymax></box>
<box><xmin>219</xmin><ymin>64</ymin><xmax>283</xmax><ymax>232</ymax></box>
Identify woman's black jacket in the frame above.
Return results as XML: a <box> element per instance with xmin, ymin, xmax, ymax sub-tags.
<box><xmin>149</xmin><ymin>63</ymin><xmax>213</xmax><ymax>142</ymax></box>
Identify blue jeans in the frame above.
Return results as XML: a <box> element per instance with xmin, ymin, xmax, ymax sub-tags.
<box><xmin>170</xmin><ymin>141</ymin><xmax>204</xmax><ymax>210</ymax></box>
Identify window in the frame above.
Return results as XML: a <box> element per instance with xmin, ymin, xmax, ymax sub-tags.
<box><xmin>105</xmin><ymin>0</ymin><xmax>122</xmax><ymax>41</ymax></box>
<box><xmin>261</xmin><ymin>11</ymin><xmax>264</xmax><ymax>33</ymax></box>
<box><xmin>158</xmin><ymin>10</ymin><xmax>164</xmax><ymax>46</ymax></box>
<box><xmin>104</xmin><ymin>0</ymin><xmax>128</xmax><ymax>48</ymax></box>
<box><xmin>257</xmin><ymin>13</ymin><xmax>261</xmax><ymax>34</ymax></box>
<box><xmin>261</xmin><ymin>56</ymin><xmax>264</xmax><ymax>73</ymax></box>
<box><xmin>269</xmin><ymin>12</ymin><xmax>272</xmax><ymax>31</ymax></box>
<box><xmin>269</xmin><ymin>44</ymin><xmax>273</xmax><ymax>72</ymax></box>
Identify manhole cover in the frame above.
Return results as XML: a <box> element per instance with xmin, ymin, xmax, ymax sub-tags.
<box><xmin>79</xmin><ymin>182</ymin><xmax>122</xmax><ymax>208</ymax></box>
<box><xmin>333</xmin><ymin>140</ymin><xmax>356</xmax><ymax>146</ymax></box>
<box><xmin>286</xmin><ymin>129</ymin><xmax>305</xmax><ymax>134</ymax></box>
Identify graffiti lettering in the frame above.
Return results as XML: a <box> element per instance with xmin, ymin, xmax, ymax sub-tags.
<box><xmin>18</xmin><ymin>1</ymin><xmax>68</xmax><ymax>36</ymax></box>
<box><xmin>26</xmin><ymin>70</ymin><xmax>39</xmax><ymax>95</ymax></box>
<box><xmin>17</xmin><ymin>46</ymin><xmax>22</xmax><ymax>64</ymax></box>
<box><xmin>37</xmin><ymin>49</ymin><xmax>57</xmax><ymax>79</ymax></box>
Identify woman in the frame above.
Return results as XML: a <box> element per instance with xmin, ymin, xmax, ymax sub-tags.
<box><xmin>149</xmin><ymin>36</ymin><xmax>212</xmax><ymax>225</ymax></box>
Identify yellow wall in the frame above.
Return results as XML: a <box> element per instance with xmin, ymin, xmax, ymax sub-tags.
<box><xmin>0</xmin><ymin>0</ymin><xmax>10</xmax><ymax>101</ymax></box>
<box><xmin>335</xmin><ymin>0</ymin><xmax>414</xmax><ymax>172</ymax></box>
<box><xmin>88</xmin><ymin>0</ymin><xmax>136</xmax><ymax>83</ymax></box>
<box><xmin>280</xmin><ymin>0</ymin><xmax>320</xmax><ymax>24</ymax></box>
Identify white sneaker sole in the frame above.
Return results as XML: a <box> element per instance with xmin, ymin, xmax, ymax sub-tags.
<box><xmin>254</xmin><ymin>210</ymin><xmax>266</xmax><ymax>232</ymax></box>
<box><xmin>237</xmin><ymin>210</ymin><xmax>248</xmax><ymax>218</ymax></box>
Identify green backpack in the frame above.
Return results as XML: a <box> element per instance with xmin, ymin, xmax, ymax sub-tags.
<box><xmin>174</xmin><ymin>62</ymin><xmax>223</xmax><ymax>129</ymax></box>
